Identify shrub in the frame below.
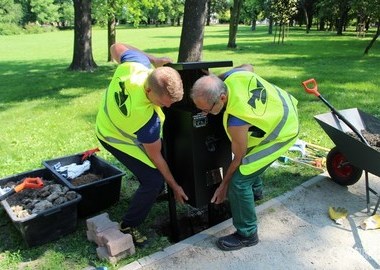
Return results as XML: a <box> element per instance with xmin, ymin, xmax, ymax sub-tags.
<box><xmin>23</xmin><ymin>23</ymin><xmax>58</xmax><ymax>34</ymax></box>
<box><xmin>0</xmin><ymin>23</ymin><xmax>24</xmax><ymax>35</ymax></box>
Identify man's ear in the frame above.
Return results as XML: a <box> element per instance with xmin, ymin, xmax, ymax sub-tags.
<box><xmin>220</xmin><ymin>93</ymin><xmax>227</xmax><ymax>102</ymax></box>
<box><xmin>145</xmin><ymin>87</ymin><xmax>152</xmax><ymax>94</ymax></box>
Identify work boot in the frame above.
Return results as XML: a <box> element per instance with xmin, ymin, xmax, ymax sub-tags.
<box><xmin>217</xmin><ymin>231</ymin><xmax>259</xmax><ymax>251</ymax></box>
<box><xmin>119</xmin><ymin>223</ymin><xmax>148</xmax><ymax>248</ymax></box>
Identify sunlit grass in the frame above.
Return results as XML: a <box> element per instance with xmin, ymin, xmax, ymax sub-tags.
<box><xmin>0</xmin><ymin>24</ymin><xmax>379</xmax><ymax>269</ymax></box>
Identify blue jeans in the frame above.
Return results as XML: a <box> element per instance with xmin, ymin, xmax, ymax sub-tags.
<box><xmin>99</xmin><ymin>139</ymin><xmax>164</xmax><ymax>227</ymax></box>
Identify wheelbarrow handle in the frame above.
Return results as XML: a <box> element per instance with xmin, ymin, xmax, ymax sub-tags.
<box><xmin>302</xmin><ymin>78</ymin><xmax>320</xmax><ymax>97</ymax></box>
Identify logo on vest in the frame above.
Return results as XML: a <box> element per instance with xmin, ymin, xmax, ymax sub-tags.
<box><xmin>248</xmin><ymin>80</ymin><xmax>267</xmax><ymax>116</ymax></box>
<box><xmin>115</xmin><ymin>81</ymin><xmax>129</xmax><ymax>116</ymax></box>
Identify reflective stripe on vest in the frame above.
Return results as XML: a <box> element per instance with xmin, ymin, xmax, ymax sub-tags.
<box><xmin>95</xmin><ymin>62</ymin><xmax>161</xmax><ymax>168</ymax></box>
<box><xmin>242</xmin><ymin>84</ymin><xmax>299</xmax><ymax>165</ymax></box>
<box><xmin>223</xmin><ymin>71</ymin><xmax>299</xmax><ymax>174</ymax></box>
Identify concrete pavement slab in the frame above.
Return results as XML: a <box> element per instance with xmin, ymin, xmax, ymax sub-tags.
<box><xmin>120</xmin><ymin>173</ymin><xmax>380</xmax><ymax>270</ymax></box>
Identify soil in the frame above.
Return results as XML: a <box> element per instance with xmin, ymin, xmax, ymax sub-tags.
<box><xmin>153</xmin><ymin>201</ymin><xmax>232</xmax><ymax>242</ymax></box>
<box><xmin>347</xmin><ymin>130</ymin><xmax>380</xmax><ymax>151</ymax></box>
<box><xmin>70</xmin><ymin>173</ymin><xmax>102</xmax><ymax>186</ymax></box>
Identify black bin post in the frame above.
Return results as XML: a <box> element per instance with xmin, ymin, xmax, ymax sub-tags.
<box><xmin>163</xmin><ymin>61</ymin><xmax>233</xmax><ymax>241</ymax></box>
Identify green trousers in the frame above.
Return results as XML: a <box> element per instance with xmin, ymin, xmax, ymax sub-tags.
<box><xmin>228</xmin><ymin>165</ymin><xmax>268</xmax><ymax>237</ymax></box>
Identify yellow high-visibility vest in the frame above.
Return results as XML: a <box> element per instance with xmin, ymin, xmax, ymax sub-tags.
<box><xmin>96</xmin><ymin>62</ymin><xmax>164</xmax><ymax>168</ymax></box>
<box><xmin>223</xmin><ymin>71</ymin><xmax>299</xmax><ymax>175</ymax></box>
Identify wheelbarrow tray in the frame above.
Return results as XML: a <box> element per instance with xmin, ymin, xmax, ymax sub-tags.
<box><xmin>314</xmin><ymin>108</ymin><xmax>380</xmax><ymax>176</ymax></box>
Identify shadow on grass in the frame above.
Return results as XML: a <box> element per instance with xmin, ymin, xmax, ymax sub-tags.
<box><xmin>0</xmin><ymin>61</ymin><xmax>115</xmax><ymax>108</ymax></box>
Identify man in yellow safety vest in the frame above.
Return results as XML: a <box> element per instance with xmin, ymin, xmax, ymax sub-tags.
<box><xmin>96</xmin><ymin>43</ymin><xmax>188</xmax><ymax>247</ymax></box>
<box><xmin>190</xmin><ymin>64</ymin><xmax>299</xmax><ymax>251</ymax></box>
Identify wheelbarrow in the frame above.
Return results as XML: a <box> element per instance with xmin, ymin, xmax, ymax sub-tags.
<box><xmin>302</xmin><ymin>78</ymin><xmax>380</xmax><ymax>215</ymax></box>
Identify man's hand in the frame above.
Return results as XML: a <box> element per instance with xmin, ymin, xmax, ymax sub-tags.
<box><xmin>153</xmin><ymin>56</ymin><xmax>173</xmax><ymax>68</ymax></box>
<box><xmin>173</xmin><ymin>185</ymin><xmax>188</xmax><ymax>204</ymax></box>
<box><xmin>211</xmin><ymin>183</ymin><xmax>228</xmax><ymax>204</ymax></box>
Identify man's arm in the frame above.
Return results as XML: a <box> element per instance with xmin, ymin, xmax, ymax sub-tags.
<box><xmin>142</xmin><ymin>139</ymin><xmax>188</xmax><ymax>204</ymax></box>
<box><xmin>110</xmin><ymin>43</ymin><xmax>172</xmax><ymax>67</ymax></box>
<box><xmin>218</xmin><ymin>64</ymin><xmax>254</xmax><ymax>80</ymax></box>
<box><xmin>211</xmin><ymin>124</ymin><xmax>250</xmax><ymax>204</ymax></box>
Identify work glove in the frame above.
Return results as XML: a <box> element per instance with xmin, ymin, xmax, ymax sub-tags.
<box><xmin>360</xmin><ymin>214</ymin><xmax>380</xmax><ymax>230</ymax></box>
<box><xmin>328</xmin><ymin>206</ymin><xmax>348</xmax><ymax>225</ymax></box>
<box><xmin>55</xmin><ymin>160</ymin><xmax>91</xmax><ymax>179</ymax></box>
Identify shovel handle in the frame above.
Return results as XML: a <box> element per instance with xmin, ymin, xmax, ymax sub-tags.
<box><xmin>302</xmin><ymin>78</ymin><xmax>320</xmax><ymax>97</ymax></box>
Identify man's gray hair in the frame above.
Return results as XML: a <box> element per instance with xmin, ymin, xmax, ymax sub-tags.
<box><xmin>190</xmin><ymin>75</ymin><xmax>227</xmax><ymax>104</ymax></box>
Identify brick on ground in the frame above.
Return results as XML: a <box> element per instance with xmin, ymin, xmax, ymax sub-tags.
<box><xmin>96</xmin><ymin>246</ymin><xmax>131</xmax><ymax>265</ymax></box>
<box><xmin>101</xmin><ymin>229</ymin><xmax>135</xmax><ymax>256</ymax></box>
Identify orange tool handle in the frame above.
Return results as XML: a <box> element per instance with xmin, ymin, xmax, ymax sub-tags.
<box><xmin>81</xmin><ymin>147</ymin><xmax>100</xmax><ymax>161</ymax></box>
<box><xmin>14</xmin><ymin>177</ymin><xmax>44</xmax><ymax>193</ymax></box>
<box><xmin>302</xmin><ymin>78</ymin><xmax>320</xmax><ymax>97</ymax></box>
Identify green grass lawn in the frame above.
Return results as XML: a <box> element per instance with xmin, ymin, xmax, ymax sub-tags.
<box><xmin>0</xmin><ymin>24</ymin><xmax>379</xmax><ymax>269</ymax></box>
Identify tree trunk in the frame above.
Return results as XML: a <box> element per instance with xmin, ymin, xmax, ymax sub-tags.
<box><xmin>364</xmin><ymin>19</ymin><xmax>380</xmax><ymax>55</ymax></box>
<box><xmin>307</xmin><ymin>12</ymin><xmax>313</xmax><ymax>31</ymax></box>
<box><xmin>107</xmin><ymin>0</ymin><xmax>116</xmax><ymax>62</ymax></box>
<box><xmin>303</xmin><ymin>6</ymin><xmax>309</xmax><ymax>33</ymax></box>
<box><xmin>319</xmin><ymin>19</ymin><xmax>325</xmax><ymax>31</ymax></box>
<box><xmin>177</xmin><ymin>0</ymin><xmax>208</xmax><ymax>62</ymax></box>
<box><xmin>227</xmin><ymin>0</ymin><xmax>243</xmax><ymax>48</ymax></box>
<box><xmin>336</xmin><ymin>7</ymin><xmax>349</xmax><ymax>35</ymax></box>
<box><xmin>69</xmin><ymin>0</ymin><xmax>97</xmax><ymax>71</ymax></box>
<box><xmin>206</xmin><ymin>0</ymin><xmax>211</xmax><ymax>26</ymax></box>
<box><xmin>268</xmin><ymin>16</ymin><xmax>273</xmax><ymax>34</ymax></box>
<box><xmin>251</xmin><ymin>19</ymin><xmax>256</xmax><ymax>31</ymax></box>
<box><xmin>107</xmin><ymin>14</ymin><xmax>116</xmax><ymax>62</ymax></box>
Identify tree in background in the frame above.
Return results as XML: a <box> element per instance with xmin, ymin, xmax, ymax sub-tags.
<box><xmin>0</xmin><ymin>0</ymin><xmax>23</xmax><ymax>23</ymax></box>
<box><xmin>55</xmin><ymin>0</ymin><xmax>74</xmax><ymax>27</ymax></box>
<box><xmin>178</xmin><ymin>0</ymin><xmax>208</xmax><ymax>61</ymax></box>
<box><xmin>297</xmin><ymin>0</ymin><xmax>316</xmax><ymax>33</ymax></box>
<box><xmin>69</xmin><ymin>0</ymin><xmax>97</xmax><ymax>71</ymax></box>
<box><xmin>241</xmin><ymin>0</ymin><xmax>263</xmax><ymax>31</ymax></box>
<box><xmin>168</xmin><ymin>0</ymin><xmax>184</xmax><ymax>26</ymax></box>
<box><xmin>270</xmin><ymin>0</ymin><xmax>298</xmax><ymax>44</ymax></box>
<box><xmin>315</xmin><ymin>0</ymin><xmax>351</xmax><ymax>34</ymax></box>
<box><xmin>227</xmin><ymin>0</ymin><xmax>244</xmax><ymax>48</ymax></box>
<box><xmin>206</xmin><ymin>0</ymin><xmax>229</xmax><ymax>26</ymax></box>
<box><xmin>93</xmin><ymin>0</ymin><xmax>130</xmax><ymax>61</ymax></box>
<box><xmin>259</xmin><ymin>0</ymin><xmax>274</xmax><ymax>34</ymax></box>
<box><xmin>363</xmin><ymin>0</ymin><xmax>380</xmax><ymax>54</ymax></box>
<box><xmin>30</xmin><ymin>0</ymin><xmax>59</xmax><ymax>24</ymax></box>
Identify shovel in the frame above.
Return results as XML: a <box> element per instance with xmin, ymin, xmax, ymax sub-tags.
<box><xmin>301</xmin><ymin>78</ymin><xmax>369</xmax><ymax>146</ymax></box>
<box><xmin>0</xmin><ymin>177</ymin><xmax>44</xmax><ymax>201</ymax></box>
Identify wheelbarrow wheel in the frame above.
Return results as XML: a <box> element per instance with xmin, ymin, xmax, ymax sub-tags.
<box><xmin>326</xmin><ymin>147</ymin><xmax>363</xmax><ymax>186</ymax></box>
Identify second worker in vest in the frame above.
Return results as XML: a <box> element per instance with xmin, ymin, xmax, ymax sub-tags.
<box><xmin>190</xmin><ymin>64</ymin><xmax>299</xmax><ymax>251</ymax></box>
<box><xmin>96</xmin><ymin>43</ymin><xmax>188</xmax><ymax>247</ymax></box>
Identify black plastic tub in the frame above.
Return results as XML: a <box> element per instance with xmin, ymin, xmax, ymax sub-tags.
<box><xmin>0</xmin><ymin>168</ymin><xmax>81</xmax><ymax>247</ymax></box>
<box><xmin>43</xmin><ymin>154</ymin><xmax>125</xmax><ymax>217</ymax></box>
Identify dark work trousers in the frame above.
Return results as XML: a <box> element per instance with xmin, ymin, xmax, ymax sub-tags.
<box><xmin>99</xmin><ymin>139</ymin><xmax>165</xmax><ymax>227</ymax></box>
<box><xmin>228</xmin><ymin>164</ymin><xmax>270</xmax><ymax>237</ymax></box>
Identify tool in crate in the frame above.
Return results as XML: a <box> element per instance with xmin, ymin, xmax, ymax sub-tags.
<box><xmin>0</xmin><ymin>177</ymin><xmax>44</xmax><ymax>201</ymax></box>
